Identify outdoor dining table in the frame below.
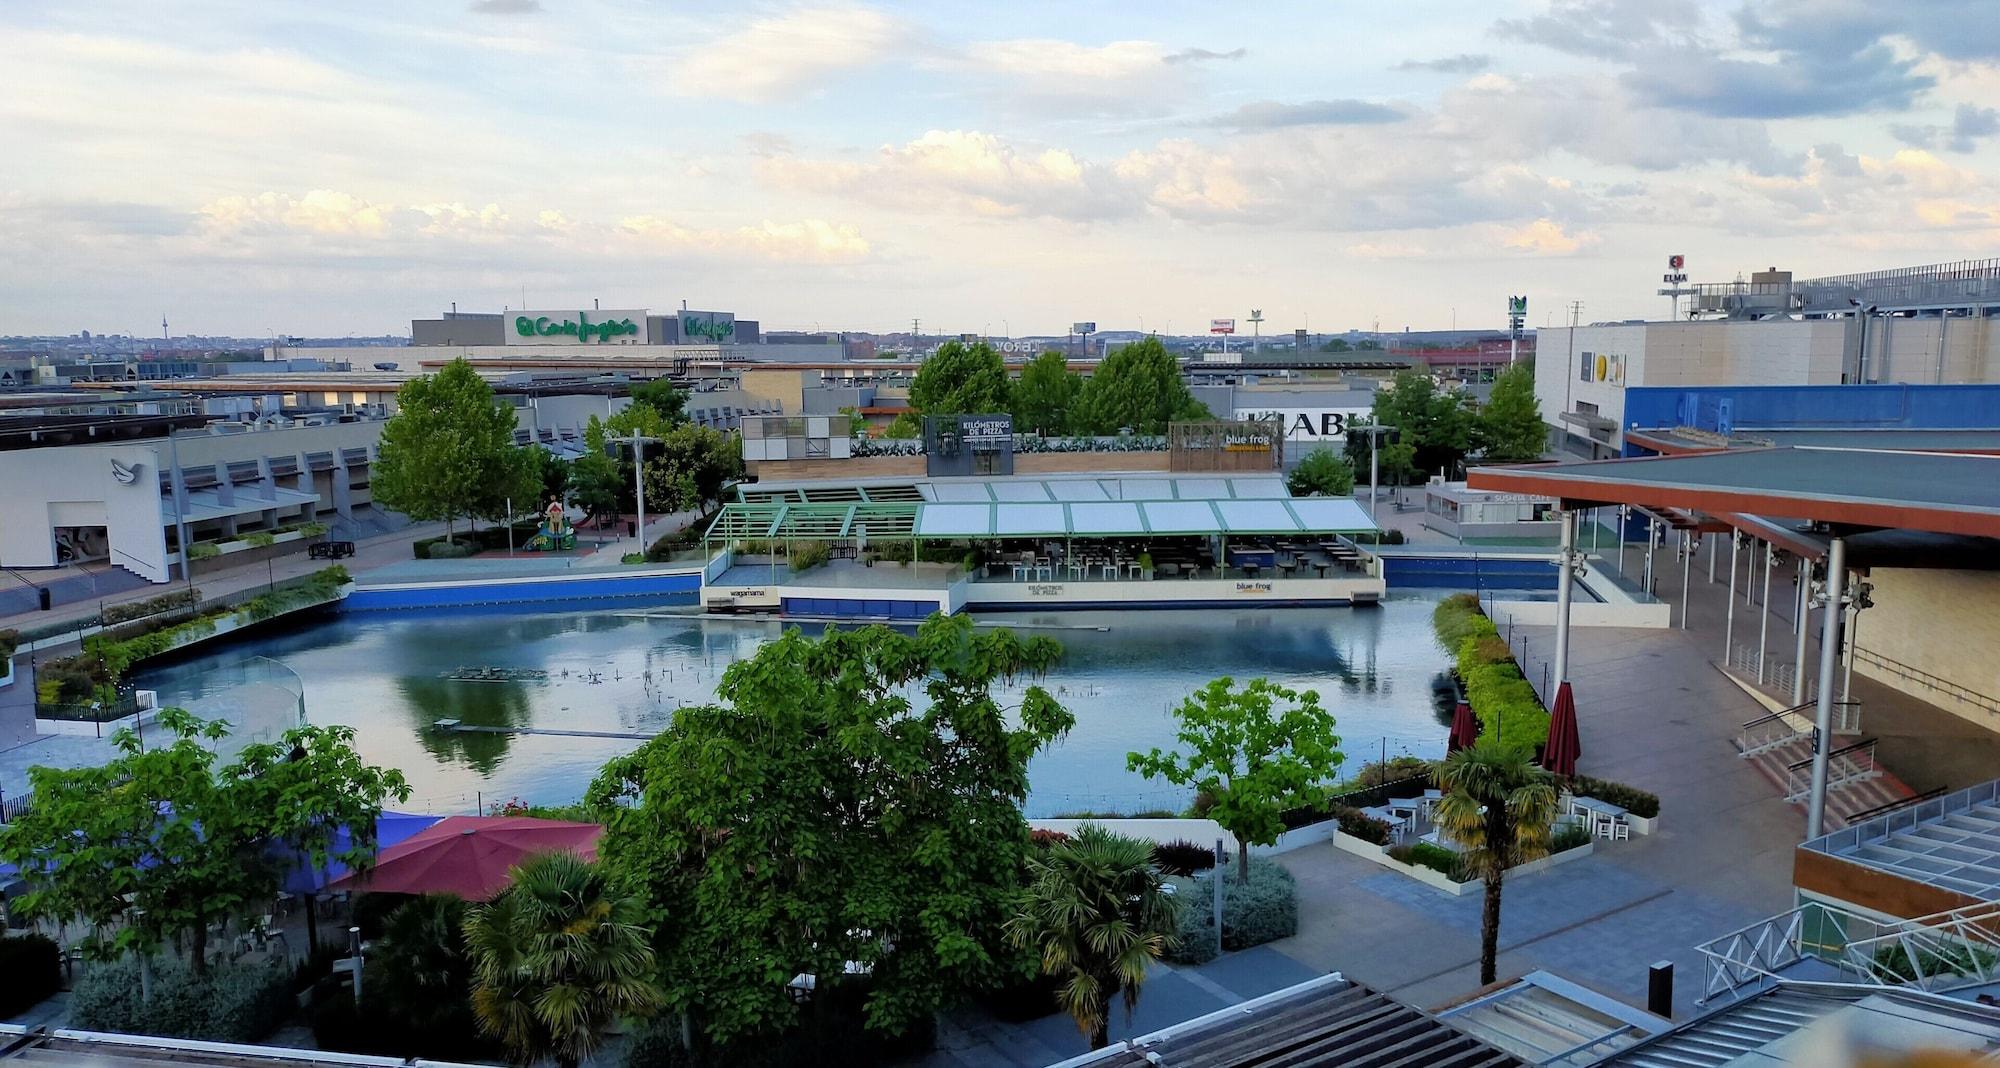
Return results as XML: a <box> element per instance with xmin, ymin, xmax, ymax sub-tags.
<box><xmin>1569</xmin><ymin>796</ymin><xmax>1630</xmax><ymax>836</ymax></box>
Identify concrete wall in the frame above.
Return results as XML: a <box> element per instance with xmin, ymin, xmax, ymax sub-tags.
<box><xmin>0</xmin><ymin>442</ymin><xmax>169</xmax><ymax>579</ymax></box>
<box><xmin>1851</xmin><ymin>568</ymin><xmax>2000</xmax><ymax>728</ymax></box>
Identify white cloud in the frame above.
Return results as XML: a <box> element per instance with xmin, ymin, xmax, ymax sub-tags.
<box><xmin>759</xmin><ymin>130</ymin><xmax>1124</xmax><ymax>219</ymax></box>
<box><xmin>1494</xmin><ymin>218</ymin><xmax>1598</xmax><ymax>255</ymax></box>
<box><xmin>663</xmin><ymin>6</ymin><xmax>912</xmax><ymax>103</ymax></box>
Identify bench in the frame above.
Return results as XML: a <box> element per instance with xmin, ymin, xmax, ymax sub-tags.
<box><xmin>308</xmin><ymin>540</ymin><xmax>356</xmax><ymax>560</ymax></box>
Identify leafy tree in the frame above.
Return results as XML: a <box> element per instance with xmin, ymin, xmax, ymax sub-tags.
<box><xmin>1006</xmin><ymin>825</ymin><xmax>1180</xmax><ymax>1050</ymax></box>
<box><xmin>373</xmin><ymin>358</ymin><xmax>522</xmax><ymax>542</ymax></box>
<box><xmin>524</xmin><ymin>446</ymin><xmax>569</xmax><ymax>507</ymax></box>
<box><xmin>1071</xmin><ymin>336</ymin><xmax>1210</xmax><ymax>434</ymax></box>
<box><xmin>0</xmin><ymin>710</ymin><xmax>408</xmax><ymax>975</ymax></box>
<box><xmin>1433</xmin><ymin>739</ymin><xmax>1561</xmax><ymax>984</ymax></box>
<box><xmin>1128</xmin><ymin>678</ymin><xmax>1344</xmax><ymax>882</ymax></box>
<box><xmin>1285</xmin><ymin>448</ymin><xmax>1355</xmax><ymax>498</ymax></box>
<box><xmin>465</xmin><ymin>852</ymin><xmax>663</xmax><ymax>1068</ymax></box>
<box><xmin>361</xmin><ymin>894</ymin><xmax>491</xmax><ymax>1056</ymax></box>
<box><xmin>1318</xmin><ymin>338</ymin><xmax>1352</xmax><ymax>353</ymax></box>
<box><xmin>1356</xmin><ymin>339</ymin><xmax>1383</xmax><ymax>351</ymax></box>
<box><xmin>1475</xmin><ymin>361</ymin><xmax>1547</xmax><ymax>462</ymax></box>
<box><xmin>1012</xmin><ymin>350</ymin><xmax>1080</xmax><ymax>435</ymax></box>
<box><xmin>587</xmin><ymin>614</ymin><xmax>1074</xmax><ymax>1045</ymax></box>
<box><xmin>1364</xmin><ymin>371</ymin><xmax>1473</xmax><ymax>480</ymax></box>
<box><xmin>568</xmin><ymin>437</ymin><xmax>624</xmax><ymax>530</ymax></box>
<box><xmin>605</xmin><ymin>398</ymin><xmax>680</xmax><ymax>443</ymax></box>
<box><xmin>909</xmin><ymin>339</ymin><xmax>1010</xmax><ymax>416</ymax></box>
<box><xmin>629</xmin><ymin>378</ymin><xmax>689</xmax><ymax>426</ymax></box>
<box><xmin>883</xmin><ymin>411</ymin><xmax>923</xmax><ymax>438</ymax></box>
<box><xmin>642</xmin><ymin>424</ymin><xmax>741</xmax><ymax>518</ymax></box>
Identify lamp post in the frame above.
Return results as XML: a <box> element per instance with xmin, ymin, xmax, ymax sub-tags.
<box><xmin>616</xmin><ymin>432</ymin><xmax>658</xmax><ymax>554</ymax></box>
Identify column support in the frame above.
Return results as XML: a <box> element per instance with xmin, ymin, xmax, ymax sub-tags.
<box><xmin>1806</xmin><ymin>537</ymin><xmax>1848</xmax><ymax>841</ymax></box>
<box><xmin>1791</xmin><ymin>558</ymin><xmax>1811</xmax><ymax>705</ymax></box>
<box><xmin>1757</xmin><ymin>544</ymin><xmax>1775</xmax><ymax>683</ymax></box>
<box><xmin>1678</xmin><ymin>530</ymin><xmax>1692</xmax><ymax>630</ymax></box>
<box><xmin>1724</xmin><ymin>532</ymin><xmax>1740</xmax><ymax>662</ymax></box>
<box><xmin>1553</xmin><ymin>509</ymin><xmax>1576</xmax><ymax>687</ymax></box>
<box><xmin>1707</xmin><ymin>534</ymin><xmax>1717</xmax><ymax>583</ymax></box>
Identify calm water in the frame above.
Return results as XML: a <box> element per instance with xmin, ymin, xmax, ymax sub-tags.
<box><xmin>136</xmin><ymin>599</ymin><xmax>1453</xmax><ymax>817</ymax></box>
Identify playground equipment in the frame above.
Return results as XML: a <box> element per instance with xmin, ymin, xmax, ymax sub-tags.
<box><xmin>527</xmin><ymin>498</ymin><xmax>577</xmax><ymax>551</ymax></box>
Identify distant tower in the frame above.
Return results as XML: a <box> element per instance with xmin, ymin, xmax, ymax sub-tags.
<box><xmin>161</xmin><ymin>313</ymin><xmax>169</xmax><ymax>340</ymax></box>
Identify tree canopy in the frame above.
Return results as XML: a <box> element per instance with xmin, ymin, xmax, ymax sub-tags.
<box><xmin>1071</xmin><ymin>337</ymin><xmax>1210</xmax><ymax>434</ymax></box>
<box><xmin>1433</xmin><ymin>740</ymin><xmax>1560</xmax><ymax>984</ymax></box>
<box><xmin>909</xmin><ymin>339</ymin><xmax>1011</xmax><ymax>417</ymax></box>
<box><xmin>1364</xmin><ymin>371</ymin><xmax>1473</xmax><ymax>481</ymax></box>
<box><xmin>629</xmin><ymin>378</ymin><xmax>689</xmax><ymax>427</ymax></box>
<box><xmin>373</xmin><ymin>358</ymin><xmax>529</xmax><ymax>539</ymax></box>
<box><xmin>1474</xmin><ymin>361</ymin><xmax>1546</xmax><ymax>462</ymax></box>
<box><xmin>1128</xmin><ymin>677</ymin><xmax>1344</xmax><ymax>881</ymax></box>
<box><xmin>587</xmin><ymin>614</ymin><xmax>1074</xmax><ymax>1045</ymax></box>
<box><xmin>1285</xmin><ymin>448</ymin><xmax>1355</xmax><ymax>497</ymax></box>
<box><xmin>0</xmin><ymin>710</ymin><xmax>408</xmax><ymax>972</ymax></box>
<box><xmin>1011</xmin><ymin>350</ymin><xmax>1080</xmax><ymax>436</ymax></box>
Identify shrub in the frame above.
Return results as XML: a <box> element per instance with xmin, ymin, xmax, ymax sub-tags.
<box><xmin>1187</xmin><ymin>790</ymin><xmax>1218</xmax><ymax>817</ymax></box>
<box><xmin>0</xmin><ymin>934</ymin><xmax>60</xmax><ymax>1017</ymax></box>
<box><xmin>72</xmin><ymin>957</ymin><xmax>293</xmax><ymax>1042</ymax></box>
<box><xmin>1388</xmin><ymin>841</ymin><xmax>1466</xmax><ymax>882</ymax></box>
<box><xmin>1569</xmin><ymin>776</ymin><xmax>1661</xmax><ymax>819</ymax></box>
<box><xmin>1351</xmin><ymin>755</ymin><xmax>1432</xmax><ymax>790</ymax></box>
<box><xmin>1028</xmin><ymin>828</ymin><xmax>1072</xmax><ymax>849</ymax></box>
<box><xmin>425</xmin><ymin>540</ymin><xmax>475</xmax><ymax>560</ymax></box>
<box><xmin>1164</xmin><ymin>857</ymin><xmax>1298</xmax><ymax>964</ymax></box>
<box><xmin>789</xmin><ymin>540</ymin><xmax>831</xmax><ymax>573</ymax></box>
<box><xmin>103</xmin><ymin>588</ymin><xmax>204</xmax><ymax>625</ymax></box>
<box><xmin>1871</xmin><ymin>942</ymin><xmax>1998</xmax><ymax>983</ymax></box>
<box><xmin>0</xmin><ymin>628</ymin><xmax>18</xmax><ymax>662</ymax></box>
<box><xmin>1152</xmin><ymin>839</ymin><xmax>1218</xmax><ymax>876</ymax></box>
<box><xmin>1551</xmin><ymin>822</ymin><xmax>1594</xmax><ymax>854</ymax></box>
<box><xmin>622</xmin><ymin>978</ymin><xmax>935</xmax><ymax>1067</ymax></box>
<box><xmin>1330</xmin><ymin>805</ymin><xmax>1392</xmax><ymax>846</ymax></box>
<box><xmin>186</xmin><ymin>543</ymin><xmax>222</xmax><ymax>561</ymax></box>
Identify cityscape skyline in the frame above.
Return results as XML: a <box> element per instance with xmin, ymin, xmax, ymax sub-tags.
<box><xmin>5</xmin><ymin>0</ymin><xmax>1999</xmax><ymax>337</ymax></box>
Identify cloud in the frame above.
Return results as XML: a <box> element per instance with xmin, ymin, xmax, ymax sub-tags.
<box><xmin>663</xmin><ymin>6</ymin><xmax>912</xmax><ymax>103</ymax></box>
<box><xmin>467</xmin><ymin>0</ymin><xmax>540</xmax><ymax>13</ymax></box>
<box><xmin>1494</xmin><ymin>0</ymin><xmax>1700</xmax><ymax>61</ymax></box>
<box><xmin>1396</xmin><ymin>54</ymin><xmax>1490</xmax><ymax>74</ymax></box>
<box><xmin>1164</xmin><ymin>47</ymin><xmax>1246</xmax><ymax>65</ymax></box>
<box><xmin>1203</xmin><ymin>99</ymin><xmax>1411</xmax><ymax>129</ymax></box>
<box><xmin>1494</xmin><ymin>218</ymin><xmax>1597</xmax><ymax>255</ymax></box>
<box><xmin>1894</xmin><ymin>104</ymin><xmax>2000</xmax><ymax>153</ymax></box>
<box><xmin>966</xmin><ymin>38</ymin><xmax>1169</xmax><ymax>83</ymax></box>
<box><xmin>758</xmin><ymin>129</ymin><xmax>1127</xmax><ymax>220</ymax></box>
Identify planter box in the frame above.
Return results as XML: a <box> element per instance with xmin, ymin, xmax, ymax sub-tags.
<box><xmin>1324</xmin><ymin>822</ymin><xmax>1596</xmax><ymax>897</ymax></box>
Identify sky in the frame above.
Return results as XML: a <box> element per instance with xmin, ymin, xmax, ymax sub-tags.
<box><xmin>5</xmin><ymin>0</ymin><xmax>2000</xmax><ymax>338</ymax></box>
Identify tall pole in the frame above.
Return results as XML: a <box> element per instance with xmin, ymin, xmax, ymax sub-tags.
<box><xmin>1642</xmin><ymin>518</ymin><xmax>1658</xmax><ymax>595</ymax></box>
<box><xmin>1757</xmin><ymin>545</ymin><xmax>1775</xmax><ymax>683</ymax></box>
<box><xmin>624</xmin><ymin>433</ymin><xmax>649</xmax><ymax>553</ymax></box>
<box><xmin>1707</xmin><ymin>535</ymin><xmax>1717</xmax><ymax>583</ymax></box>
<box><xmin>1842</xmin><ymin>599</ymin><xmax>1861</xmax><ymax>704</ymax></box>
<box><xmin>168</xmin><ymin>429</ymin><xmax>194</xmax><ymax>587</ymax></box>
<box><xmin>1792</xmin><ymin>559</ymin><xmax>1811</xmax><ymax>705</ymax></box>
<box><xmin>1724</xmin><ymin>532</ymin><xmax>1740</xmax><ymax>663</ymax></box>
<box><xmin>1679</xmin><ymin>530</ymin><xmax>1692</xmax><ymax>630</ymax></box>
<box><xmin>1806</xmin><ymin>537</ymin><xmax>1848</xmax><ymax>840</ymax></box>
<box><xmin>1616</xmin><ymin>506</ymin><xmax>1628</xmax><ymax>577</ymax></box>
<box><xmin>1553</xmin><ymin>509</ymin><xmax>1576</xmax><ymax>686</ymax></box>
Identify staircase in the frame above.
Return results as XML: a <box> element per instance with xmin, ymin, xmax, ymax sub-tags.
<box><xmin>1734</xmin><ymin>711</ymin><xmax>1915</xmax><ymax>830</ymax></box>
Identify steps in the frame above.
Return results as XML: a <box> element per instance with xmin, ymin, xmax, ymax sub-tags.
<box><xmin>1735</xmin><ymin>732</ymin><xmax>1917</xmax><ymax>830</ymax></box>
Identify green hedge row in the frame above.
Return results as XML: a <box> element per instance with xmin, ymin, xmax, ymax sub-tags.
<box><xmin>1164</xmin><ymin>857</ymin><xmax>1298</xmax><ymax>965</ymax></box>
<box><xmin>1434</xmin><ymin>593</ymin><xmax>1549</xmax><ymax>754</ymax></box>
<box><xmin>1569</xmin><ymin>774</ymin><xmax>1661</xmax><ymax>819</ymax></box>
<box><xmin>102</xmin><ymin>587</ymin><xmax>204</xmax><ymax>626</ymax></box>
<box><xmin>413</xmin><ymin>522</ymin><xmax>542</xmax><ymax>559</ymax></box>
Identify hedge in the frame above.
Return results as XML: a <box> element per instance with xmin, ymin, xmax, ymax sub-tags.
<box><xmin>1388</xmin><ymin>841</ymin><xmax>1466</xmax><ymax>882</ymax></box>
<box><xmin>1165</xmin><ymin>857</ymin><xmax>1298</xmax><ymax>964</ymax></box>
<box><xmin>1330</xmin><ymin>805</ymin><xmax>1393</xmax><ymax>846</ymax></box>
<box><xmin>1434</xmin><ymin>594</ymin><xmax>1550</xmax><ymax>755</ymax></box>
<box><xmin>1569</xmin><ymin>775</ymin><xmax>1661</xmax><ymax>819</ymax></box>
<box><xmin>103</xmin><ymin>588</ymin><xmax>204</xmax><ymax>626</ymax></box>
<box><xmin>0</xmin><ymin>935</ymin><xmax>60</xmax><ymax>1017</ymax></box>
<box><xmin>72</xmin><ymin>957</ymin><xmax>293</xmax><ymax>1042</ymax></box>
<box><xmin>0</xmin><ymin>628</ymin><xmax>18</xmax><ymax>662</ymax></box>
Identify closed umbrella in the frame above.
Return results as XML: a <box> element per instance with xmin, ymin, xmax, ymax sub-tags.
<box><xmin>1447</xmin><ymin>702</ymin><xmax>1478</xmax><ymax>753</ymax></box>
<box><xmin>1542</xmin><ymin>682</ymin><xmax>1582</xmax><ymax>779</ymax></box>
<box><xmin>326</xmin><ymin>815</ymin><xmax>602</xmax><ymax>900</ymax></box>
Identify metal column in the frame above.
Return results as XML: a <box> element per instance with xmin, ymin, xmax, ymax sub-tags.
<box><xmin>1724</xmin><ymin>533</ymin><xmax>1740</xmax><ymax>662</ymax></box>
<box><xmin>1553</xmin><ymin>510</ymin><xmax>1576</xmax><ymax>686</ymax></box>
<box><xmin>1791</xmin><ymin>559</ymin><xmax>1811</xmax><ymax>705</ymax></box>
<box><xmin>1679</xmin><ymin>531</ymin><xmax>1692</xmax><ymax>629</ymax></box>
<box><xmin>1642</xmin><ymin>518</ymin><xmax>1658</xmax><ymax>595</ymax></box>
<box><xmin>1707</xmin><ymin>534</ymin><xmax>1717</xmax><ymax>583</ymax></box>
<box><xmin>1616</xmin><ymin>506</ymin><xmax>1629</xmax><ymax>577</ymax></box>
<box><xmin>1757</xmin><ymin>545</ymin><xmax>1775</xmax><ymax>683</ymax></box>
<box><xmin>1806</xmin><ymin>537</ymin><xmax>1848</xmax><ymax>840</ymax></box>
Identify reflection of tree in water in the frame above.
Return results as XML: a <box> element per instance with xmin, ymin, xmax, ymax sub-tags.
<box><xmin>1430</xmin><ymin>671</ymin><xmax>1460</xmax><ymax>727</ymax></box>
<box><xmin>397</xmin><ymin>677</ymin><xmax>536</xmax><ymax>775</ymax></box>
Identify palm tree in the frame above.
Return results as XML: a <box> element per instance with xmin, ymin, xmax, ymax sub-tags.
<box><xmin>1433</xmin><ymin>738</ymin><xmax>1562</xmax><ymax>985</ymax></box>
<box><xmin>463</xmin><ymin>852</ymin><xmax>664</xmax><ymax>1068</ymax></box>
<box><xmin>1007</xmin><ymin>824</ymin><xmax>1182</xmax><ymax>1050</ymax></box>
<box><xmin>372</xmin><ymin>894</ymin><xmax>483</xmax><ymax>1053</ymax></box>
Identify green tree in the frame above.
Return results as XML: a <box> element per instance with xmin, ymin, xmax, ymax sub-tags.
<box><xmin>361</xmin><ymin>895</ymin><xmax>490</xmax><ymax>1056</ymax></box>
<box><xmin>605</xmin><ymin>398</ymin><xmax>680</xmax><ymax>442</ymax></box>
<box><xmin>1318</xmin><ymin>337</ymin><xmax>1352</xmax><ymax>353</ymax></box>
<box><xmin>1006</xmin><ymin>824</ymin><xmax>1180</xmax><ymax>1050</ymax></box>
<box><xmin>465</xmin><ymin>852</ymin><xmax>663</xmax><ymax>1068</ymax></box>
<box><xmin>0</xmin><ymin>710</ymin><xmax>408</xmax><ymax>974</ymax></box>
<box><xmin>1285</xmin><ymin>448</ymin><xmax>1355</xmax><ymax>497</ymax></box>
<box><xmin>587</xmin><ymin>614</ymin><xmax>1074</xmax><ymax>1045</ymax></box>
<box><xmin>1356</xmin><ymin>338</ymin><xmax>1383</xmax><ymax>351</ymax></box>
<box><xmin>373</xmin><ymin>358</ymin><xmax>522</xmax><ymax>543</ymax></box>
<box><xmin>1128</xmin><ymin>678</ymin><xmax>1344</xmax><ymax>882</ymax></box>
<box><xmin>1071</xmin><ymin>336</ymin><xmax>1209</xmax><ymax>434</ymax></box>
<box><xmin>883</xmin><ymin>411</ymin><xmax>923</xmax><ymax>439</ymax></box>
<box><xmin>629</xmin><ymin>378</ymin><xmax>689</xmax><ymax>426</ymax></box>
<box><xmin>642</xmin><ymin>424</ymin><xmax>741</xmax><ymax>518</ymax></box>
<box><xmin>1012</xmin><ymin>350</ymin><xmax>1080</xmax><ymax>435</ymax></box>
<box><xmin>1432</xmin><ymin>739</ymin><xmax>1561</xmax><ymax>984</ymax></box>
<box><xmin>909</xmin><ymin>339</ymin><xmax>1011</xmax><ymax>416</ymax></box>
<box><xmin>1365</xmin><ymin>371</ymin><xmax>1473</xmax><ymax>480</ymax></box>
<box><xmin>1474</xmin><ymin>361</ymin><xmax>1547</xmax><ymax>462</ymax></box>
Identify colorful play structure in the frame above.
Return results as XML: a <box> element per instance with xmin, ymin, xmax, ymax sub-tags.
<box><xmin>526</xmin><ymin>498</ymin><xmax>577</xmax><ymax>551</ymax></box>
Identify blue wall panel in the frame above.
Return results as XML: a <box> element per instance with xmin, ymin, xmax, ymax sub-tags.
<box><xmin>1382</xmin><ymin>554</ymin><xmax>1557</xmax><ymax>591</ymax></box>
<box><xmin>1623</xmin><ymin>384</ymin><xmax>2000</xmax><ymax>437</ymax></box>
<box><xmin>346</xmin><ymin>572</ymin><xmax>700</xmax><ymax>611</ymax></box>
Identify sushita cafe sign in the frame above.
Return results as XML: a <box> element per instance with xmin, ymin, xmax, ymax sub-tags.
<box><xmin>1233</xmin><ymin>408</ymin><xmax>1374</xmax><ymax>443</ymax></box>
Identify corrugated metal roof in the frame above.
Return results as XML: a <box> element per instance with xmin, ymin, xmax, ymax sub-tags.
<box><xmin>1599</xmin><ymin>983</ymin><xmax>2000</xmax><ymax>1068</ymax></box>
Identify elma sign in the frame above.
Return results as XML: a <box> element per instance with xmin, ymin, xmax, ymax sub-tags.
<box><xmin>1233</xmin><ymin>408</ymin><xmax>1373</xmax><ymax>442</ymax></box>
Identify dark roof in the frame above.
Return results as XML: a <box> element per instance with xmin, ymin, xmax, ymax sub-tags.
<box><xmin>1072</xmin><ymin>976</ymin><xmax>1524</xmax><ymax>1068</ymax></box>
<box><xmin>1467</xmin><ymin>447</ymin><xmax>2000</xmax><ymax>539</ymax></box>
<box><xmin>1629</xmin><ymin>427</ymin><xmax>2000</xmax><ymax>456</ymax></box>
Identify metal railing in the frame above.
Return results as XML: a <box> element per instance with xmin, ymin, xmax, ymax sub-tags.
<box><xmin>1696</xmin><ymin>903</ymin><xmax>1825</xmax><ymax>1004</ymax></box>
<box><xmin>1851</xmin><ymin>647</ymin><xmax>2000</xmax><ymax>720</ymax></box>
<box><xmin>1784</xmin><ymin>737</ymin><xmax>1881</xmax><ymax>803</ymax></box>
<box><xmin>1843</xmin><ymin>785</ymin><xmax>1948</xmax><ymax>826</ymax></box>
<box><xmin>1832</xmin><ymin>901</ymin><xmax>2000</xmax><ymax>993</ymax></box>
<box><xmin>1738</xmin><ymin>705</ymin><xmax>1812</xmax><ymax>758</ymax></box>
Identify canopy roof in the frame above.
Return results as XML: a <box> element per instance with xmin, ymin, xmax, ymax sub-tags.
<box><xmin>739</xmin><ymin>473</ymin><xmax>1296</xmax><ymax>505</ymax></box>
<box><xmin>1468</xmin><ymin>447</ymin><xmax>2000</xmax><ymax>540</ymax></box>
<box><xmin>706</xmin><ymin>487</ymin><xmax>1375</xmax><ymax>542</ymax></box>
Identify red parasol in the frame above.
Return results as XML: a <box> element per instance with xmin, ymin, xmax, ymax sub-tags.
<box><xmin>326</xmin><ymin>815</ymin><xmax>602</xmax><ymax>900</ymax></box>
<box><xmin>1541</xmin><ymin>682</ymin><xmax>1582</xmax><ymax>779</ymax></box>
<box><xmin>1447</xmin><ymin>701</ymin><xmax>1479</xmax><ymax>753</ymax></box>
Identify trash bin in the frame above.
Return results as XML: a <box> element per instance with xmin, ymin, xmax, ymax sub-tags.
<box><xmin>628</xmin><ymin>521</ymin><xmax>637</xmax><ymax>537</ymax></box>
<box><xmin>38</xmin><ymin>587</ymin><xmax>52</xmax><ymax>611</ymax></box>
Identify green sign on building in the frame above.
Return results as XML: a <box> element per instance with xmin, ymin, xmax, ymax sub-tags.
<box><xmin>513</xmin><ymin>313</ymin><xmax>639</xmax><ymax>343</ymax></box>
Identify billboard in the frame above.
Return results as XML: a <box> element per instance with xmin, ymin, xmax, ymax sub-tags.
<box><xmin>1071</xmin><ymin>321</ymin><xmax>1097</xmax><ymax>334</ymax></box>
<box><xmin>679</xmin><ymin>310</ymin><xmax>736</xmax><ymax>343</ymax></box>
<box><xmin>1210</xmin><ymin>318</ymin><xmax>1237</xmax><ymax>334</ymax></box>
<box><xmin>505</xmin><ymin>309</ymin><xmax>649</xmax><ymax>346</ymax></box>
<box><xmin>1231</xmin><ymin>407</ymin><xmax>1374</xmax><ymax>442</ymax></box>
